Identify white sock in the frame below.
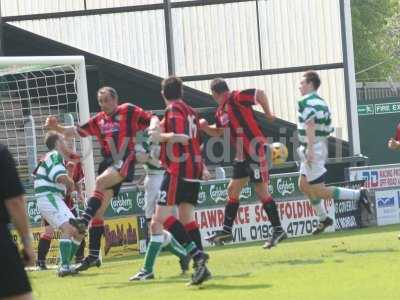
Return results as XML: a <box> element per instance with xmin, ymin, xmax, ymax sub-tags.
<box><xmin>162</xmin><ymin>230</ymin><xmax>172</xmax><ymax>247</ymax></box>
<box><xmin>333</xmin><ymin>187</ymin><xmax>360</xmax><ymax>200</ymax></box>
<box><xmin>150</xmin><ymin>234</ymin><xmax>164</xmax><ymax>244</ymax></box>
<box><xmin>311</xmin><ymin>200</ymin><xmax>328</xmax><ymax>221</ymax></box>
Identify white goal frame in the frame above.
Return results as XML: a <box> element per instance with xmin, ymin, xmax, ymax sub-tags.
<box><xmin>0</xmin><ymin>56</ymin><xmax>95</xmax><ymax>195</ymax></box>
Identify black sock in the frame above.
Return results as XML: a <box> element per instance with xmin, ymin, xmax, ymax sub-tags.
<box><xmin>262</xmin><ymin>200</ymin><xmax>282</xmax><ymax>228</ymax></box>
<box><xmin>185</xmin><ymin>221</ymin><xmax>203</xmax><ymax>250</ymax></box>
<box><xmin>223</xmin><ymin>202</ymin><xmax>240</xmax><ymax>232</ymax></box>
<box><xmin>88</xmin><ymin>225</ymin><xmax>104</xmax><ymax>259</ymax></box>
<box><xmin>164</xmin><ymin>216</ymin><xmax>203</xmax><ymax>261</ymax></box>
<box><xmin>37</xmin><ymin>237</ymin><xmax>51</xmax><ymax>262</ymax></box>
<box><xmin>82</xmin><ymin>192</ymin><xmax>103</xmax><ymax>226</ymax></box>
<box><xmin>164</xmin><ymin>216</ymin><xmax>191</xmax><ymax>245</ymax></box>
<box><xmin>75</xmin><ymin>239</ymin><xmax>86</xmax><ymax>261</ymax></box>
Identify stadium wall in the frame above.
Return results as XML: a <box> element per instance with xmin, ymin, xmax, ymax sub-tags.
<box><xmin>357</xmin><ymin>96</ymin><xmax>400</xmax><ymax>165</ymax></box>
<box><xmin>4</xmin><ymin>0</ymin><xmax>350</xmax><ymax>142</ymax></box>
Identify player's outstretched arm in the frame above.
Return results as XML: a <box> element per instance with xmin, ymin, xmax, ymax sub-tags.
<box><xmin>255</xmin><ymin>89</ymin><xmax>275</xmax><ymax>123</ymax></box>
<box><xmin>152</xmin><ymin>131</ymin><xmax>190</xmax><ymax>145</ymax></box>
<box><xmin>45</xmin><ymin>116</ymin><xmax>79</xmax><ymax>139</ymax></box>
<box><xmin>199</xmin><ymin>119</ymin><xmax>224</xmax><ymax>137</ymax></box>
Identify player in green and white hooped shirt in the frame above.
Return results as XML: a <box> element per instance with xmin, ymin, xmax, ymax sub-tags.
<box><xmin>135</xmin><ymin>130</ymin><xmax>190</xmax><ymax>275</ymax></box>
<box><xmin>297</xmin><ymin>71</ymin><xmax>372</xmax><ymax>235</ymax></box>
<box><xmin>34</xmin><ymin>131</ymin><xmax>84</xmax><ymax>277</ymax></box>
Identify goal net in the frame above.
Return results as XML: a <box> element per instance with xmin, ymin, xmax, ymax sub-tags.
<box><xmin>0</xmin><ymin>56</ymin><xmax>95</xmax><ymax>267</ymax></box>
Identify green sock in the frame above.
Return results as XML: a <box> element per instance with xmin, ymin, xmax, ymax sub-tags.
<box><xmin>162</xmin><ymin>230</ymin><xmax>187</xmax><ymax>259</ymax></box>
<box><xmin>332</xmin><ymin>187</ymin><xmax>360</xmax><ymax>200</ymax></box>
<box><xmin>59</xmin><ymin>239</ymin><xmax>72</xmax><ymax>267</ymax></box>
<box><xmin>184</xmin><ymin>241</ymin><xmax>197</xmax><ymax>253</ymax></box>
<box><xmin>69</xmin><ymin>240</ymin><xmax>81</xmax><ymax>262</ymax></box>
<box><xmin>143</xmin><ymin>234</ymin><xmax>163</xmax><ymax>273</ymax></box>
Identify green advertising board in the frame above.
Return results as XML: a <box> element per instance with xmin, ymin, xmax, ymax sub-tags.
<box><xmin>26</xmin><ymin>172</ymin><xmax>302</xmax><ymax>225</ymax></box>
<box><xmin>358</xmin><ymin>96</ymin><xmax>400</xmax><ymax>165</ymax></box>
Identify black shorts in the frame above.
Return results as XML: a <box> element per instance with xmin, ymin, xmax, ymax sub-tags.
<box><xmin>157</xmin><ymin>173</ymin><xmax>200</xmax><ymax>206</ymax></box>
<box><xmin>98</xmin><ymin>154</ymin><xmax>136</xmax><ymax>197</ymax></box>
<box><xmin>232</xmin><ymin>156</ymin><xmax>270</xmax><ymax>183</ymax></box>
<box><xmin>306</xmin><ymin>172</ymin><xmax>327</xmax><ymax>185</ymax></box>
<box><xmin>0</xmin><ymin>225</ymin><xmax>32</xmax><ymax>298</ymax></box>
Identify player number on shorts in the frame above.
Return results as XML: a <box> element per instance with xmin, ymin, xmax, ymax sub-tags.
<box><xmin>253</xmin><ymin>168</ymin><xmax>261</xmax><ymax>179</ymax></box>
<box><xmin>159</xmin><ymin>191</ymin><xmax>167</xmax><ymax>203</ymax></box>
<box><xmin>188</xmin><ymin>115</ymin><xmax>197</xmax><ymax>139</ymax></box>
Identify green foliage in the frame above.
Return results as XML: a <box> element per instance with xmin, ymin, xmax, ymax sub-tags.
<box><xmin>352</xmin><ymin>0</ymin><xmax>400</xmax><ymax>81</ymax></box>
<box><xmin>30</xmin><ymin>225</ymin><xmax>400</xmax><ymax>300</ymax></box>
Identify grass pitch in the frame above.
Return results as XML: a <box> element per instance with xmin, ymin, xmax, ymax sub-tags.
<box><xmin>30</xmin><ymin>225</ymin><xmax>400</xmax><ymax>300</ymax></box>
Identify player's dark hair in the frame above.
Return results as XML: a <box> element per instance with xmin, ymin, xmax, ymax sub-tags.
<box><xmin>303</xmin><ymin>71</ymin><xmax>321</xmax><ymax>90</ymax></box>
<box><xmin>45</xmin><ymin>131</ymin><xmax>60</xmax><ymax>150</ymax></box>
<box><xmin>210</xmin><ymin>78</ymin><xmax>229</xmax><ymax>94</ymax></box>
<box><xmin>162</xmin><ymin>76</ymin><xmax>183</xmax><ymax>100</ymax></box>
<box><xmin>98</xmin><ymin>86</ymin><xmax>118</xmax><ymax>99</ymax></box>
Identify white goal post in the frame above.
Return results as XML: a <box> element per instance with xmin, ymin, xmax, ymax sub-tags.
<box><xmin>0</xmin><ymin>56</ymin><xmax>95</xmax><ymax>195</ymax></box>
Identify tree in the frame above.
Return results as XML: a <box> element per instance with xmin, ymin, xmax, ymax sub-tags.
<box><xmin>351</xmin><ymin>0</ymin><xmax>400</xmax><ymax>82</ymax></box>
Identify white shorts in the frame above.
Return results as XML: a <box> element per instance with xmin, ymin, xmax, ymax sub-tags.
<box><xmin>36</xmin><ymin>193</ymin><xmax>74</xmax><ymax>229</ymax></box>
<box><xmin>143</xmin><ymin>173</ymin><xmax>178</xmax><ymax>219</ymax></box>
<box><xmin>297</xmin><ymin>141</ymin><xmax>328</xmax><ymax>183</ymax></box>
<box><xmin>144</xmin><ymin>174</ymin><xmax>164</xmax><ymax>219</ymax></box>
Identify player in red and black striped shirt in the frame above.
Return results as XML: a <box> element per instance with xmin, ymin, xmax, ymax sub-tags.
<box><xmin>131</xmin><ymin>77</ymin><xmax>211</xmax><ymax>285</ymax></box>
<box><xmin>200</xmin><ymin>78</ymin><xmax>286</xmax><ymax>249</ymax></box>
<box><xmin>160</xmin><ymin>96</ymin><xmax>204</xmax><ymax>182</ymax></box>
<box><xmin>45</xmin><ymin>86</ymin><xmax>159</xmax><ymax>270</ymax></box>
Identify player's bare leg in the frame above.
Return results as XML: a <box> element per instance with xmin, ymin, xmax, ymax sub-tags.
<box><xmin>4</xmin><ymin>293</ymin><xmax>35</xmax><ymax>300</ymax></box>
<box><xmin>205</xmin><ymin>178</ymin><xmax>248</xmax><ymax>245</ymax></box>
<box><xmin>299</xmin><ymin>175</ymin><xmax>333</xmax><ymax>235</ymax></box>
<box><xmin>131</xmin><ymin>204</ymin><xmax>210</xmax><ymax>285</ymax></box>
<box><xmin>36</xmin><ymin>225</ymin><xmax>54</xmax><ymax>270</ymax></box>
<box><xmin>309</xmin><ymin>182</ymin><xmax>370</xmax><ymax>213</ymax></box>
<box><xmin>74</xmin><ymin>190</ymin><xmax>113</xmax><ymax>272</ymax></box>
<box><xmin>130</xmin><ymin>205</ymin><xmax>174</xmax><ymax>281</ymax></box>
<box><xmin>178</xmin><ymin>203</ymin><xmax>210</xmax><ymax>274</ymax></box>
<box><xmin>254</xmin><ymin>182</ymin><xmax>287</xmax><ymax>249</ymax></box>
<box><xmin>57</xmin><ymin>223</ymin><xmax>84</xmax><ymax>277</ymax></box>
<box><xmin>299</xmin><ymin>175</ymin><xmax>370</xmax><ymax>235</ymax></box>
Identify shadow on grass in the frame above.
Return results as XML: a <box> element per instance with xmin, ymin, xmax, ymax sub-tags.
<box><xmin>196</xmin><ymin>283</ymin><xmax>272</xmax><ymax>291</ymax></box>
<box><xmin>73</xmin><ymin>272</ymin><xmax>105</xmax><ymax>278</ymax></box>
<box><xmin>94</xmin><ymin>272</ymin><xmax>253</xmax><ymax>290</ymax></box>
<box><xmin>257</xmin><ymin>258</ymin><xmax>324</xmax><ymax>267</ymax></box>
<box><xmin>211</xmin><ymin>272</ymin><xmax>252</xmax><ymax>280</ymax></box>
<box><xmin>333</xmin><ymin>248</ymin><xmax>399</xmax><ymax>255</ymax></box>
